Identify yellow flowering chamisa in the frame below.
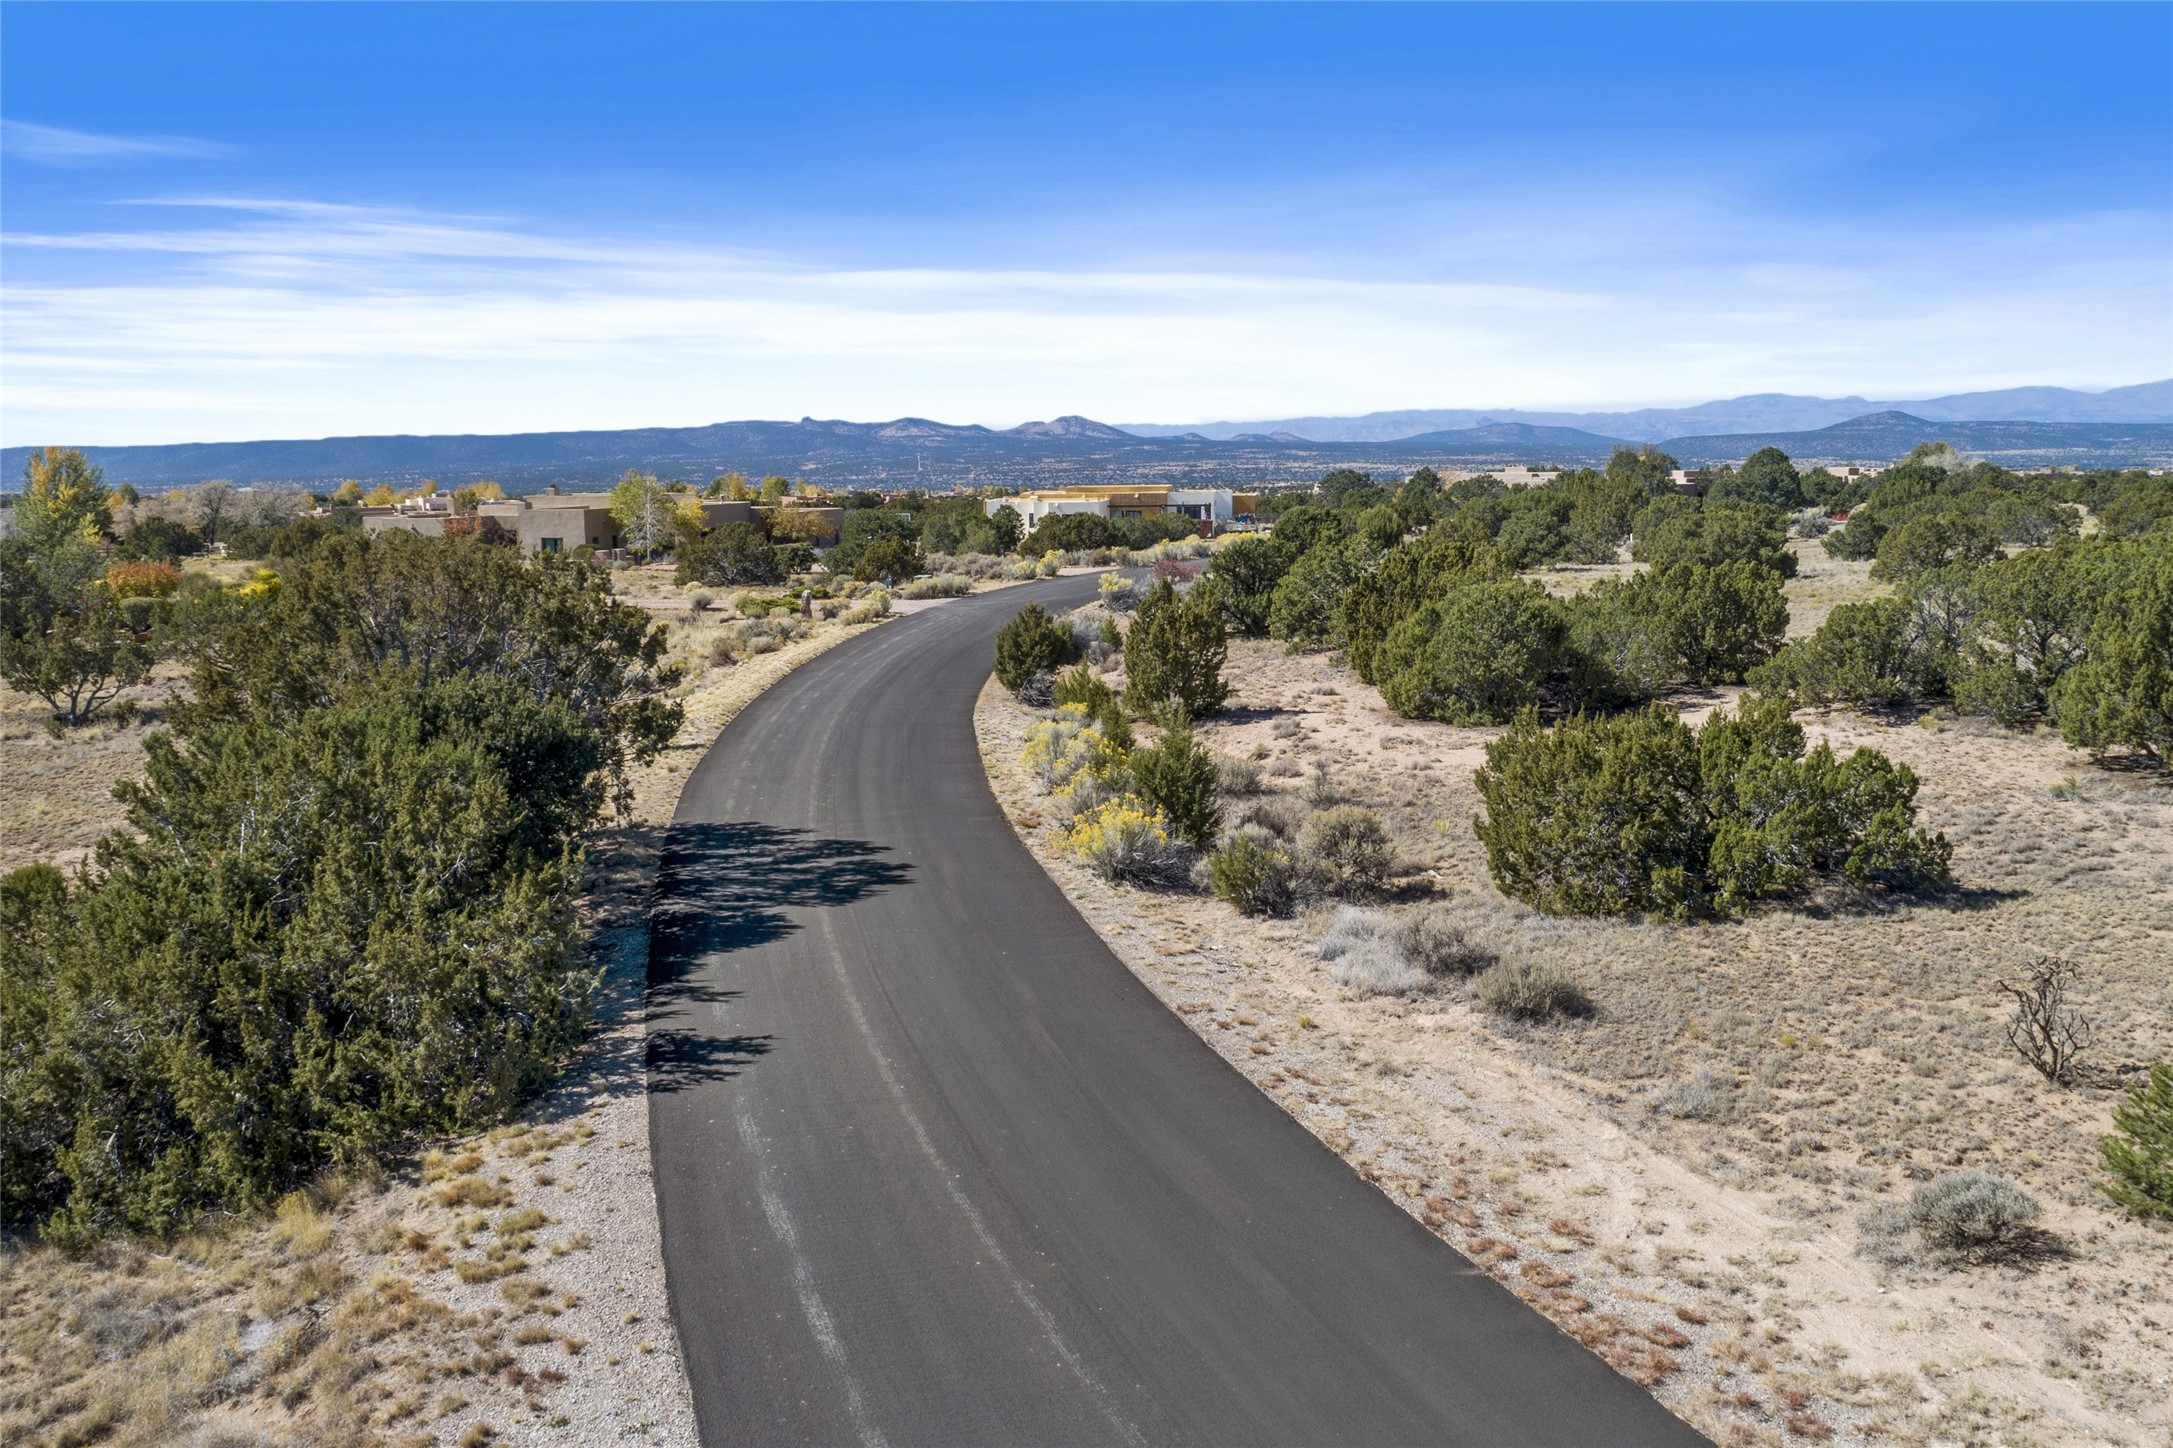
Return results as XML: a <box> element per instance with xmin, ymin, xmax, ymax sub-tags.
<box><xmin>1021</xmin><ymin>703</ymin><xmax>1128</xmax><ymax>794</ymax></box>
<box><xmin>1061</xmin><ymin>794</ymin><xmax>1192</xmax><ymax>886</ymax></box>
<box><xmin>236</xmin><ymin>568</ymin><xmax>282</xmax><ymax>599</ymax></box>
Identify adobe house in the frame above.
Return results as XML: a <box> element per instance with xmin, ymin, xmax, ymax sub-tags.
<box><xmin>987</xmin><ymin>486</ymin><xmax>1259</xmax><ymax>529</ymax></box>
<box><xmin>477</xmin><ymin>489</ymin><xmax>763</xmax><ymax>554</ymax></box>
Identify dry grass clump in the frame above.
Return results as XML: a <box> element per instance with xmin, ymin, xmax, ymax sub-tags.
<box><xmin>1315</xmin><ymin>904</ymin><xmax>1495</xmax><ymax>998</ymax></box>
<box><xmin>1296</xmin><ymin>805</ymin><xmax>1392</xmax><ymax>896</ymax></box>
<box><xmin>1316</xmin><ymin>907</ymin><xmax>1428</xmax><ymax>997</ymax></box>
<box><xmin>1650</xmin><ymin>1069</ymin><xmax>1739</xmax><ymax>1123</ymax></box>
<box><xmin>1860</xmin><ymin>1171</ymin><xmax>2046</xmax><ymax>1267</ymax></box>
<box><xmin>895</xmin><ymin>572</ymin><xmax>973</xmax><ymax>599</ymax></box>
<box><xmin>0</xmin><ymin>1119</ymin><xmax>622</xmax><ymax>1448</ymax></box>
<box><xmin>1474</xmin><ymin>958</ymin><xmax>1590</xmax><ymax>1021</ymax></box>
<box><xmin>925</xmin><ymin>550</ymin><xmax>1054</xmax><ymax>582</ymax></box>
<box><xmin>1216</xmin><ymin>757</ymin><xmax>1267</xmax><ymax>796</ymax></box>
<box><xmin>837</xmin><ymin>591</ymin><xmax>892</xmax><ymax>625</ymax></box>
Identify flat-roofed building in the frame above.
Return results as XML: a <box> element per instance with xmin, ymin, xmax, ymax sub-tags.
<box><xmin>361</xmin><ymin>498</ymin><xmax>453</xmax><ymax>538</ymax></box>
<box><xmin>988</xmin><ymin>486</ymin><xmax>1258</xmax><ymax>528</ymax></box>
<box><xmin>1444</xmin><ymin>466</ymin><xmax>1563</xmax><ymax>489</ymax></box>
<box><xmin>478</xmin><ymin>489</ymin><xmax>764</xmax><ymax>554</ymax></box>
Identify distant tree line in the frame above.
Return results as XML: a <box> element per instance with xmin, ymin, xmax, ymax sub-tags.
<box><xmin>1757</xmin><ymin>451</ymin><xmax>2172</xmax><ymax>764</ymax></box>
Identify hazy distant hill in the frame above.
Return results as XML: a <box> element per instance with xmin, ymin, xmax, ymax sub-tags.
<box><xmin>1661</xmin><ymin>412</ymin><xmax>2173</xmax><ymax>468</ymax></box>
<box><xmin>1389</xmin><ymin>421</ymin><xmax>1627</xmax><ymax>452</ymax></box>
<box><xmin>1124</xmin><ymin>380</ymin><xmax>2173</xmax><ymax>444</ymax></box>
<box><xmin>0</xmin><ymin>414</ymin><xmax>1634</xmax><ymax>491</ymax></box>
<box><xmin>6</xmin><ymin>407</ymin><xmax>2168</xmax><ymax>493</ymax></box>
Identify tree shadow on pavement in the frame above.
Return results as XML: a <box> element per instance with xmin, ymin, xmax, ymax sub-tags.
<box><xmin>646</xmin><ymin>821</ymin><xmax>911</xmax><ymax>1092</ymax></box>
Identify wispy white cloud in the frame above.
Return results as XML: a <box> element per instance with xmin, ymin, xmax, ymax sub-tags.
<box><xmin>2</xmin><ymin>195</ymin><xmax>2166</xmax><ymax>445</ymax></box>
<box><xmin>1</xmin><ymin>119</ymin><xmax>230</xmax><ymax>164</ymax></box>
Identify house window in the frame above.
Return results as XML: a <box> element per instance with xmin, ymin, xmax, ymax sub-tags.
<box><xmin>540</xmin><ymin>537</ymin><xmax>562</xmax><ymax>552</ymax></box>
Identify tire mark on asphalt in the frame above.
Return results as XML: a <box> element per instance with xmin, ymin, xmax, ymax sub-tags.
<box><xmin>815</xmin><ymin>909</ymin><xmax>1150</xmax><ymax>1448</ymax></box>
<box><xmin>734</xmin><ymin>1098</ymin><xmax>891</xmax><ymax>1448</ymax></box>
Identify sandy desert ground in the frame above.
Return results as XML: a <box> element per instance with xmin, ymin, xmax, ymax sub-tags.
<box><xmin>977</xmin><ymin>573</ymin><xmax>2171</xmax><ymax>1448</ymax></box>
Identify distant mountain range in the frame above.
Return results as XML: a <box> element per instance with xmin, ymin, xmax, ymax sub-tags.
<box><xmin>1123</xmin><ymin>381</ymin><xmax>2173</xmax><ymax>443</ymax></box>
<box><xmin>1663</xmin><ymin>413</ymin><xmax>2173</xmax><ymax>468</ymax></box>
<box><xmin>6</xmin><ymin>391</ymin><xmax>2170</xmax><ymax>493</ymax></box>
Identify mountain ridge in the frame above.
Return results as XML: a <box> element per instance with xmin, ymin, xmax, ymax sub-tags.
<box><xmin>5</xmin><ymin>406</ymin><xmax>2169</xmax><ymax>492</ymax></box>
<box><xmin>1120</xmin><ymin>380</ymin><xmax>2173</xmax><ymax>443</ymax></box>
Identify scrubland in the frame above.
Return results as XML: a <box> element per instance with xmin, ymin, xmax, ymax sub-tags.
<box><xmin>980</xmin><ymin>555</ymin><xmax>2170</xmax><ymax>1448</ymax></box>
<box><xmin>0</xmin><ymin>567</ymin><xmax>898</xmax><ymax>1448</ymax></box>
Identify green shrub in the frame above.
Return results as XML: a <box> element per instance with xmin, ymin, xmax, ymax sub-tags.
<box><xmin>1298</xmin><ymin>804</ymin><xmax>1393</xmax><ymax>897</ymax></box>
<box><xmin>853</xmin><ymin>535</ymin><xmax>923</xmax><ymax>583</ymax></box>
<box><xmin>1492</xmin><ymin>508</ymin><xmax>1568</xmax><ymax>571</ymax></box>
<box><xmin>1123</xmin><ymin>578</ymin><xmax>1229</xmax><ymax>720</ymax></box>
<box><xmin>1561</xmin><ymin>470</ymin><xmax>1646</xmax><ymax>562</ymax></box>
<box><xmin>2100</xmin><ymin>1063</ymin><xmax>2173</xmax><ymax>1221</ymax></box>
<box><xmin>2053</xmin><ymin>550</ymin><xmax>2172</xmax><ymax>764</ymax></box>
<box><xmin>1052</xmin><ymin>663</ymin><xmax>1132</xmax><ymax>747</ymax></box>
<box><xmin>1206</xmin><ymin>828</ymin><xmax>1301</xmax><ymax>916</ymax></box>
<box><xmin>113</xmin><ymin>516</ymin><xmax>205</xmax><ymax>563</ymax></box>
<box><xmin>1751</xmin><ymin>597</ymin><xmax>1927</xmax><ymax>710</ymax></box>
<box><xmin>2097</xmin><ymin>486</ymin><xmax>2173</xmax><ymax>538</ymax></box>
<box><xmin>1127</xmin><ymin>719</ymin><xmax>1222</xmax><ymax>849</ymax></box>
<box><xmin>1634</xmin><ymin>498</ymin><xmax>1797</xmax><ymax>578</ymax></box>
<box><xmin>1375</xmin><ymin>579</ymin><xmax>1566</xmax><ymax>724</ymax></box>
<box><xmin>1021</xmin><ymin>512</ymin><xmax>1121</xmax><ymax>555</ymax></box>
<box><xmin>829</xmin><ymin>508</ymin><xmax>921</xmax><ymax>574</ymax></box>
<box><xmin>994</xmin><ymin>602</ymin><xmax>1075</xmax><ymax>693</ymax></box>
<box><xmin>1871</xmin><ymin>512</ymin><xmax>2002</xmax><ymax>582</ymax></box>
<box><xmin>1474</xmin><ymin>707</ymin><xmax>1705</xmax><ymax>917</ymax></box>
<box><xmin>0</xmin><ymin>536</ymin><xmax>681</xmax><ymax>1240</ymax></box>
<box><xmin>1267</xmin><ymin>535</ymin><xmax>1371</xmax><ymax>649</ymax></box>
<box><xmin>1905</xmin><ymin>1172</ymin><xmax>2041</xmax><ymax>1262</ymax></box>
<box><xmin>116</xmin><ymin>596</ymin><xmax>159</xmax><ymax>635</ymax></box>
<box><xmin>1341</xmin><ymin>520</ymin><xmax>1497</xmax><ymax>683</ymax></box>
<box><xmin>1208</xmin><ymin>535</ymin><xmax>1295</xmax><ymax>636</ymax></box>
<box><xmin>1699</xmin><ymin>695</ymin><xmax>1952</xmax><ymax>909</ymax></box>
<box><xmin>1474</xmin><ymin>959</ymin><xmax>1588</xmax><ymax>1021</ymax></box>
<box><xmin>1270</xmin><ymin>504</ymin><xmax>1352</xmax><ymax>557</ymax></box>
<box><xmin>1706</xmin><ymin>447</ymin><xmax>1807</xmax><ymax>509</ymax></box>
<box><xmin>676</xmin><ymin>522</ymin><xmax>785</xmax><ymax>587</ymax></box>
<box><xmin>0</xmin><ymin>537</ymin><xmax>156</xmax><ymax>727</ymax></box>
<box><xmin>1644</xmin><ymin>560</ymin><xmax>1789</xmax><ymax>685</ymax></box>
<box><xmin>1473</xmin><ymin>697</ymin><xmax>1949</xmax><ymax>919</ymax></box>
<box><xmin>1561</xmin><ymin>585</ymin><xmax>1675</xmax><ymax>708</ymax></box>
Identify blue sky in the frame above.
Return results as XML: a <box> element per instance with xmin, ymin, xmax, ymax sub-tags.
<box><xmin>3</xmin><ymin>2</ymin><xmax>2169</xmax><ymax>445</ymax></box>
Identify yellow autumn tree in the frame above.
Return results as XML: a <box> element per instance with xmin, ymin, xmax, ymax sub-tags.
<box><xmin>16</xmin><ymin>447</ymin><xmax>112</xmax><ymax>551</ymax></box>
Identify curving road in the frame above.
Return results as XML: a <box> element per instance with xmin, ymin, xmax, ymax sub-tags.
<box><xmin>647</xmin><ymin>576</ymin><xmax>1704</xmax><ymax>1447</ymax></box>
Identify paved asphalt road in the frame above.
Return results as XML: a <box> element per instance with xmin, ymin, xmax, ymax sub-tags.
<box><xmin>647</xmin><ymin>576</ymin><xmax>1706</xmax><ymax>1447</ymax></box>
